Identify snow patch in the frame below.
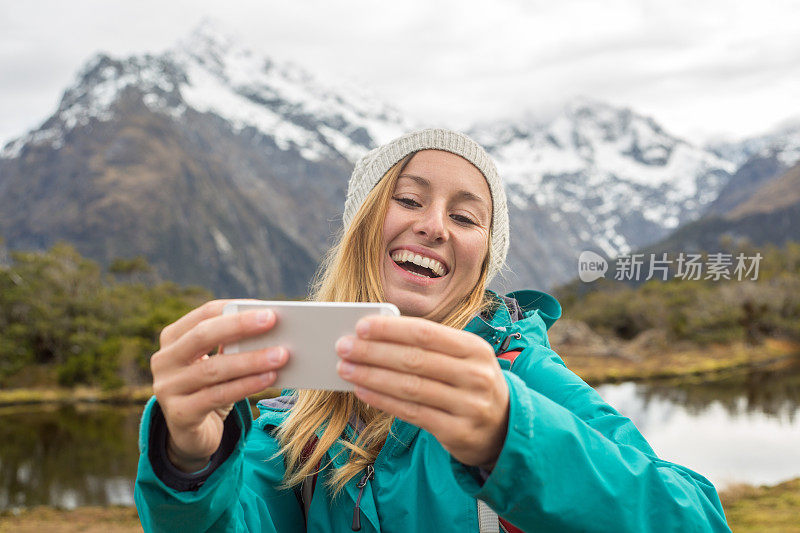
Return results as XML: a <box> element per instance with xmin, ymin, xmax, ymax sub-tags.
<box><xmin>211</xmin><ymin>227</ymin><xmax>233</xmax><ymax>256</ymax></box>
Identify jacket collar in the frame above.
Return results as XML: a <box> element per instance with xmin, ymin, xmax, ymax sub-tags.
<box><xmin>464</xmin><ymin>288</ymin><xmax>561</xmax><ymax>348</ymax></box>
<box><xmin>504</xmin><ymin>289</ymin><xmax>562</xmax><ymax>330</ymax></box>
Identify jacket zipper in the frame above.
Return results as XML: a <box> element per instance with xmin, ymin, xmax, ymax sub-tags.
<box><xmin>499</xmin><ymin>331</ymin><xmax>522</xmax><ymax>352</ymax></box>
<box><xmin>351</xmin><ymin>464</ymin><xmax>375</xmax><ymax>531</ymax></box>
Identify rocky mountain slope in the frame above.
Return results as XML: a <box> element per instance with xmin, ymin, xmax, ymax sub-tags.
<box><xmin>645</xmin><ymin>161</ymin><xmax>800</xmax><ymax>255</ymax></box>
<box><xmin>0</xmin><ymin>23</ymin><xmax>411</xmax><ymax>297</ymax></box>
<box><xmin>703</xmin><ymin>123</ymin><xmax>800</xmax><ymax>217</ymax></box>
<box><xmin>626</xmin><ymin>125</ymin><xmax>800</xmax><ymax>258</ymax></box>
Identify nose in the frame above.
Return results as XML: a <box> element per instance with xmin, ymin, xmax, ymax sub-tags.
<box><xmin>412</xmin><ymin>203</ymin><xmax>448</xmax><ymax>243</ymax></box>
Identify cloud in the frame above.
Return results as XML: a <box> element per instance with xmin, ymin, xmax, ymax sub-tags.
<box><xmin>1</xmin><ymin>0</ymin><xmax>799</xmax><ymax>145</ymax></box>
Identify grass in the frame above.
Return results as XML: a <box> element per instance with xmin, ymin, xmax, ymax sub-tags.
<box><xmin>0</xmin><ymin>386</ymin><xmax>154</xmax><ymax>406</ymax></box>
<box><xmin>719</xmin><ymin>478</ymin><xmax>800</xmax><ymax>532</ymax></box>
<box><xmin>557</xmin><ymin>337</ymin><xmax>800</xmax><ymax>385</ymax></box>
<box><xmin>0</xmin><ymin>386</ymin><xmax>283</xmax><ymax>407</ymax></box>
<box><xmin>0</xmin><ymin>506</ymin><xmax>142</xmax><ymax>533</ymax></box>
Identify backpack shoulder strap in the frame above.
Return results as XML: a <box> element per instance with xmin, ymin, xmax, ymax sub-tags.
<box><xmin>299</xmin><ymin>435</ymin><xmax>322</xmax><ymax>524</ymax></box>
<box><xmin>301</xmin><ymin>470</ymin><xmax>316</xmax><ymax>522</ymax></box>
<box><xmin>478</xmin><ymin>498</ymin><xmax>525</xmax><ymax>532</ymax></box>
<box><xmin>480</xmin><ymin>347</ymin><xmax>526</xmax><ymax>533</ymax></box>
<box><xmin>497</xmin><ymin>349</ymin><xmax>522</xmax><ymax>365</ymax></box>
<box><xmin>477</xmin><ymin>499</ymin><xmax>500</xmax><ymax>532</ymax></box>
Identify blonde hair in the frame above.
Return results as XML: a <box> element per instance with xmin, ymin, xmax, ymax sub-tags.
<box><xmin>275</xmin><ymin>152</ymin><xmax>494</xmax><ymax>497</ymax></box>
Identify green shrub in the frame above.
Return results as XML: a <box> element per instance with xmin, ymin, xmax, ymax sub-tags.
<box><xmin>560</xmin><ymin>242</ymin><xmax>800</xmax><ymax>345</ymax></box>
<box><xmin>0</xmin><ymin>242</ymin><xmax>210</xmax><ymax>388</ymax></box>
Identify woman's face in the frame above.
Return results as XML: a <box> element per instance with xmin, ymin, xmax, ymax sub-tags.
<box><xmin>380</xmin><ymin>149</ymin><xmax>491</xmax><ymax>322</ymax></box>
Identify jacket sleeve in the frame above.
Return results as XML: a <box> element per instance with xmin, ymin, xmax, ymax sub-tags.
<box><xmin>450</xmin><ymin>342</ymin><xmax>732</xmax><ymax>532</ymax></box>
<box><xmin>134</xmin><ymin>396</ymin><xmax>305</xmax><ymax>533</ymax></box>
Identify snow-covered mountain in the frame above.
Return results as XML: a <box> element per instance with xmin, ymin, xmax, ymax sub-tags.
<box><xmin>470</xmin><ymin>100</ymin><xmax>735</xmax><ymax>257</ymax></box>
<box><xmin>2</xmin><ymin>22</ymin><xmax>791</xmax><ymax>293</ymax></box>
<box><xmin>706</xmin><ymin>120</ymin><xmax>800</xmax><ymax>169</ymax></box>
<box><xmin>1</xmin><ymin>21</ymin><xmax>413</xmax><ymax>163</ymax></box>
<box><xmin>700</xmin><ymin>121</ymin><xmax>800</xmax><ymax>219</ymax></box>
<box><xmin>0</xmin><ymin>22</ymin><xmax>417</xmax><ymax>297</ymax></box>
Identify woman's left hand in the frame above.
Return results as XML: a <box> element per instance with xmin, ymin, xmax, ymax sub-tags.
<box><xmin>335</xmin><ymin>315</ymin><xmax>510</xmax><ymax>470</ymax></box>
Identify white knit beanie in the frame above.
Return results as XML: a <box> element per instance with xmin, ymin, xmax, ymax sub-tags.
<box><xmin>343</xmin><ymin>128</ymin><xmax>509</xmax><ymax>282</ymax></box>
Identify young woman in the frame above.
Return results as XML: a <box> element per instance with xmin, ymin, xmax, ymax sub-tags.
<box><xmin>135</xmin><ymin>129</ymin><xmax>731</xmax><ymax>532</ymax></box>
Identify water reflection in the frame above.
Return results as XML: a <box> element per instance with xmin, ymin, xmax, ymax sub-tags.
<box><xmin>0</xmin><ymin>403</ymin><xmax>141</xmax><ymax>510</ymax></box>
<box><xmin>1</xmin><ymin>360</ymin><xmax>799</xmax><ymax>509</ymax></box>
<box><xmin>596</xmin><ymin>358</ymin><xmax>800</xmax><ymax>490</ymax></box>
<box><xmin>631</xmin><ymin>357</ymin><xmax>800</xmax><ymax>421</ymax></box>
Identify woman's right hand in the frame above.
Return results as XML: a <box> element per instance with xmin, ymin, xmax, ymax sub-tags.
<box><xmin>150</xmin><ymin>300</ymin><xmax>288</xmax><ymax>472</ymax></box>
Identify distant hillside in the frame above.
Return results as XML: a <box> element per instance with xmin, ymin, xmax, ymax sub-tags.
<box><xmin>728</xmin><ymin>162</ymin><xmax>800</xmax><ymax>219</ymax></box>
<box><xmin>554</xmin><ymin>153</ymin><xmax>800</xmax><ymax>297</ymax></box>
<box><xmin>703</xmin><ymin>153</ymin><xmax>786</xmax><ymax>217</ymax></box>
<box><xmin>555</xmin><ymin>242</ymin><xmax>800</xmax><ymax>346</ymax></box>
<box><xmin>642</xmin><ymin>162</ymin><xmax>800</xmax><ymax>254</ymax></box>
<box><xmin>0</xmin><ymin>23</ymin><xmax>411</xmax><ymax>298</ymax></box>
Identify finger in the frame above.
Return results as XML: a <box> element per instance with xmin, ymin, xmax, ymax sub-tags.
<box><xmin>352</xmin><ymin>384</ymin><xmax>456</xmax><ymax>436</ymax></box>
<box><xmin>337</xmin><ymin>360</ymin><xmax>467</xmax><ymax>416</ymax></box>
<box><xmin>184</xmin><ymin>370</ymin><xmax>278</xmax><ymax>416</ymax></box>
<box><xmin>355</xmin><ymin>315</ymin><xmax>492</xmax><ymax>360</ymax></box>
<box><xmin>160</xmin><ymin>299</ymin><xmax>261</xmax><ymax>348</ymax></box>
<box><xmin>166</xmin><ymin>308</ymin><xmax>278</xmax><ymax>367</ymax></box>
<box><xmin>336</xmin><ymin>336</ymin><xmax>495</xmax><ymax>389</ymax></box>
<box><xmin>158</xmin><ymin>346</ymin><xmax>288</xmax><ymax>396</ymax></box>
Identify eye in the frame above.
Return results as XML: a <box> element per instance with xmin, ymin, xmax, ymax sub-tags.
<box><xmin>450</xmin><ymin>213</ymin><xmax>477</xmax><ymax>226</ymax></box>
<box><xmin>393</xmin><ymin>196</ymin><xmax>421</xmax><ymax>208</ymax></box>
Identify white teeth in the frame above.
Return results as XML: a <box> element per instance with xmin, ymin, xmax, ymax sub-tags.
<box><xmin>390</xmin><ymin>250</ymin><xmax>446</xmax><ymax>277</ymax></box>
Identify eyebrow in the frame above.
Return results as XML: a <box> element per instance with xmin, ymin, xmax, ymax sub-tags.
<box><xmin>397</xmin><ymin>173</ymin><xmax>490</xmax><ymax>207</ymax></box>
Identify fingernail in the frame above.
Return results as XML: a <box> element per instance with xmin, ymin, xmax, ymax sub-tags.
<box><xmin>256</xmin><ymin>310</ymin><xmax>271</xmax><ymax>326</ymax></box>
<box><xmin>259</xmin><ymin>371</ymin><xmax>275</xmax><ymax>385</ymax></box>
<box><xmin>356</xmin><ymin>319</ymin><xmax>370</xmax><ymax>337</ymax></box>
<box><xmin>267</xmin><ymin>347</ymin><xmax>284</xmax><ymax>364</ymax></box>
<box><xmin>337</xmin><ymin>360</ymin><xmax>355</xmax><ymax>377</ymax></box>
<box><xmin>335</xmin><ymin>336</ymin><xmax>353</xmax><ymax>355</ymax></box>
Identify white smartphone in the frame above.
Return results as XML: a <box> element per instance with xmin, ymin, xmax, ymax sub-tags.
<box><xmin>222</xmin><ymin>300</ymin><xmax>400</xmax><ymax>391</ymax></box>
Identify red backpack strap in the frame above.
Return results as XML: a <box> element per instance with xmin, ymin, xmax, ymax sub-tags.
<box><xmin>300</xmin><ymin>435</ymin><xmax>319</xmax><ymax>466</ymax></box>
<box><xmin>496</xmin><ymin>347</ymin><xmax>524</xmax><ymax>532</ymax></box>
<box><xmin>497</xmin><ymin>349</ymin><xmax>522</xmax><ymax>365</ymax></box>
<box><xmin>499</xmin><ymin>517</ymin><xmax>525</xmax><ymax>532</ymax></box>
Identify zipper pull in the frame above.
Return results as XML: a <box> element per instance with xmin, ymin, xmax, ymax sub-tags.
<box><xmin>499</xmin><ymin>332</ymin><xmax>521</xmax><ymax>353</ymax></box>
<box><xmin>351</xmin><ymin>464</ymin><xmax>375</xmax><ymax>531</ymax></box>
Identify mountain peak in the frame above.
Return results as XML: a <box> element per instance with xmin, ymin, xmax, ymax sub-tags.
<box><xmin>706</xmin><ymin>119</ymin><xmax>800</xmax><ymax>168</ymax></box>
<box><xmin>170</xmin><ymin>19</ymin><xmax>269</xmax><ymax>84</ymax></box>
<box><xmin>565</xmin><ymin>96</ymin><xmax>622</xmax><ymax>115</ymax></box>
<box><xmin>177</xmin><ymin>19</ymin><xmax>237</xmax><ymax>56</ymax></box>
<box><xmin>1</xmin><ymin>20</ymin><xmax>411</xmax><ymax>163</ymax></box>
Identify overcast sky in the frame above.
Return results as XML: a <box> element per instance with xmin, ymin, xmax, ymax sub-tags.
<box><xmin>1</xmin><ymin>0</ymin><xmax>799</xmax><ymax>148</ymax></box>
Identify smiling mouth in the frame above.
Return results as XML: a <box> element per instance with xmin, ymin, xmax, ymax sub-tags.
<box><xmin>390</xmin><ymin>250</ymin><xmax>447</xmax><ymax>279</ymax></box>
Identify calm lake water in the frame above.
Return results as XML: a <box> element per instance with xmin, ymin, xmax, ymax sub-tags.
<box><xmin>1</xmin><ymin>358</ymin><xmax>799</xmax><ymax>510</ymax></box>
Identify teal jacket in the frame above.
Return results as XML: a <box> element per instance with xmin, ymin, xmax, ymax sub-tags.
<box><xmin>134</xmin><ymin>290</ymin><xmax>731</xmax><ymax>532</ymax></box>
